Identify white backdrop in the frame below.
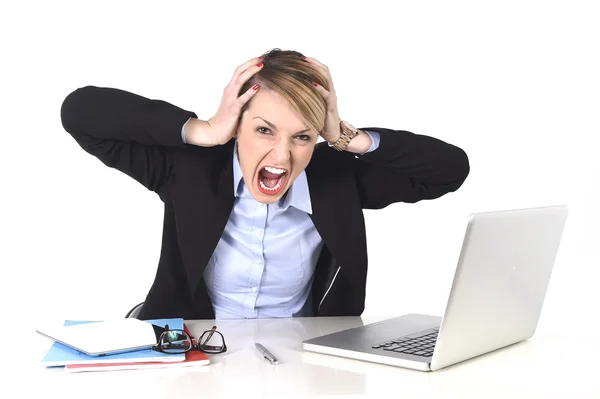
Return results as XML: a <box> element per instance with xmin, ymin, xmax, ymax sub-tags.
<box><xmin>3</xmin><ymin>1</ymin><xmax>598</xmax><ymax>341</ymax></box>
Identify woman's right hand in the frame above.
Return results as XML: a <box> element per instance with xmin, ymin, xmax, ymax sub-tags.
<box><xmin>185</xmin><ymin>57</ymin><xmax>263</xmax><ymax>147</ymax></box>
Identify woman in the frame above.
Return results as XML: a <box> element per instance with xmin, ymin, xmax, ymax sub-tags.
<box><xmin>60</xmin><ymin>49</ymin><xmax>470</xmax><ymax>321</ymax></box>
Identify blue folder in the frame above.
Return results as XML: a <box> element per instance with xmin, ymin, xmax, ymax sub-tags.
<box><xmin>41</xmin><ymin>318</ymin><xmax>186</xmax><ymax>367</ymax></box>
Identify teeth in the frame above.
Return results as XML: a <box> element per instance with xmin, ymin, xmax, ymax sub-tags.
<box><xmin>264</xmin><ymin>166</ymin><xmax>286</xmax><ymax>175</ymax></box>
<box><xmin>259</xmin><ymin>178</ymin><xmax>284</xmax><ymax>192</ymax></box>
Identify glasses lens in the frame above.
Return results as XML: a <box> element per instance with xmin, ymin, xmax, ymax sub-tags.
<box><xmin>158</xmin><ymin>329</ymin><xmax>191</xmax><ymax>353</ymax></box>
<box><xmin>199</xmin><ymin>330</ymin><xmax>225</xmax><ymax>353</ymax></box>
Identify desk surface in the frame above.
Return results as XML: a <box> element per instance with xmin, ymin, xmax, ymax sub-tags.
<box><xmin>30</xmin><ymin>315</ymin><xmax>598</xmax><ymax>398</ymax></box>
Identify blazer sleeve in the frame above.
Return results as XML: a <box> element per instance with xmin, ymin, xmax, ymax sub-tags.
<box><xmin>354</xmin><ymin>127</ymin><xmax>470</xmax><ymax>209</ymax></box>
<box><xmin>60</xmin><ymin>85</ymin><xmax>197</xmax><ymax>196</ymax></box>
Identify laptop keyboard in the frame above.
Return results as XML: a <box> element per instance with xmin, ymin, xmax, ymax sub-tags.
<box><xmin>372</xmin><ymin>328</ymin><xmax>439</xmax><ymax>357</ymax></box>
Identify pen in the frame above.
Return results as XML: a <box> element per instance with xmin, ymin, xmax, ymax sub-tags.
<box><xmin>255</xmin><ymin>342</ymin><xmax>279</xmax><ymax>365</ymax></box>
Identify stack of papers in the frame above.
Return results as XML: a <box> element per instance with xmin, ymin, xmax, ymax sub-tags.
<box><xmin>39</xmin><ymin>318</ymin><xmax>209</xmax><ymax>372</ymax></box>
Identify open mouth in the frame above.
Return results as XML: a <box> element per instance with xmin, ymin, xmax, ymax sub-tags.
<box><xmin>257</xmin><ymin>166</ymin><xmax>288</xmax><ymax>195</ymax></box>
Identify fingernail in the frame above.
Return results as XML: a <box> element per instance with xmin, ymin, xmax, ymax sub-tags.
<box><xmin>256</xmin><ymin>62</ymin><xmax>263</xmax><ymax>67</ymax></box>
<box><xmin>301</xmin><ymin>56</ymin><xmax>307</xmax><ymax>59</ymax></box>
<box><xmin>258</xmin><ymin>55</ymin><xmax>265</xmax><ymax>59</ymax></box>
<box><xmin>252</xmin><ymin>84</ymin><xmax>259</xmax><ymax>90</ymax></box>
<box><xmin>313</xmin><ymin>82</ymin><xmax>318</xmax><ymax>87</ymax></box>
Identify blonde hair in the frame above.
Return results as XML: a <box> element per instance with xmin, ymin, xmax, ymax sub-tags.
<box><xmin>239</xmin><ymin>48</ymin><xmax>329</xmax><ymax>135</ymax></box>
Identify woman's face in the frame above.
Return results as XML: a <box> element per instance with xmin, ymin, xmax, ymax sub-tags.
<box><xmin>235</xmin><ymin>89</ymin><xmax>318</xmax><ymax>204</ymax></box>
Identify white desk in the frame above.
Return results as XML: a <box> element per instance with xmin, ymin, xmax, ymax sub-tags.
<box><xmin>29</xmin><ymin>315</ymin><xmax>598</xmax><ymax>398</ymax></box>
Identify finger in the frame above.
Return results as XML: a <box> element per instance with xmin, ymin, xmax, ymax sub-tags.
<box><xmin>229</xmin><ymin>56</ymin><xmax>264</xmax><ymax>85</ymax></box>
<box><xmin>313</xmin><ymin>82</ymin><xmax>338</xmax><ymax>113</ymax></box>
<box><xmin>305</xmin><ymin>57</ymin><xmax>335</xmax><ymax>92</ymax></box>
<box><xmin>305</xmin><ymin>56</ymin><xmax>328</xmax><ymax>71</ymax></box>
<box><xmin>233</xmin><ymin>84</ymin><xmax>260</xmax><ymax>115</ymax></box>
<box><xmin>312</xmin><ymin>82</ymin><xmax>331</xmax><ymax>102</ymax></box>
<box><xmin>233</xmin><ymin>62</ymin><xmax>263</xmax><ymax>92</ymax></box>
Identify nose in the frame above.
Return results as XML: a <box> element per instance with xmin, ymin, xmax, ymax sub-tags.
<box><xmin>272</xmin><ymin>139</ymin><xmax>291</xmax><ymax>165</ymax></box>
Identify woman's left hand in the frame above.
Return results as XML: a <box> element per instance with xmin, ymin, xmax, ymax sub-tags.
<box><xmin>304</xmin><ymin>57</ymin><xmax>342</xmax><ymax>144</ymax></box>
<box><xmin>306</xmin><ymin>56</ymin><xmax>374</xmax><ymax>154</ymax></box>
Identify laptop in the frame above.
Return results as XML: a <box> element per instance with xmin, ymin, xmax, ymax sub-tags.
<box><xmin>36</xmin><ymin>318</ymin><xmax>162</xmax><ymax>356</ymax></box>
<box><xmin>302</xmin><ymin>205</ymin><xmax>568</xmax><ymax>371</ymax></box>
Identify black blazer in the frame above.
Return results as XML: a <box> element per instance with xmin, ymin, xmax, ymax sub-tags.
<box><xmin>60</xmin><ymin>85</ymin><xmax>470</xmax><ymax>320</ymax></box>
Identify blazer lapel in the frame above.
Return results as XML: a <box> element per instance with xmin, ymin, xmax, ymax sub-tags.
<box><xmin>173</xmin><ymin>142</ymin><xmax>235</xmax><ymax>295</ymax></box>
<box><xmin>305</xmin><ymin>150</ymin><xmax>368</xmax><ymax>283</ymax></box>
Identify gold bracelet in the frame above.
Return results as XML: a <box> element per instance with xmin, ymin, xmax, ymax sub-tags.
<box><xmin>331</xmin><ymin>120</ymin><xmax>359</xmax><ymax>151</ymax></box>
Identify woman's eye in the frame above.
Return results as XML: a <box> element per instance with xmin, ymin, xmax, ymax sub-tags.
<box><xmin>296</xmin><ymin>134</ymin><xmax>311</xmax><ymax>141</ymax></box>
<box><xmin>257</xmin><ymin>127</ymin><xmax>271</xmax><ymax>134</ymax></box>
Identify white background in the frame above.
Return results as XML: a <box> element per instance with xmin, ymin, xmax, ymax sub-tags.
<box><xmin>2</xmin><ymin>1</ymin><xmax>598</xmax><ymax>349</ymax></box>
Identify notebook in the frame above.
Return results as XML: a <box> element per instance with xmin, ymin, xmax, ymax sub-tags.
<box><xmin>40</xmin><ymin>318</ymin><xmax>186</xmax><ymax>367</ymax></box>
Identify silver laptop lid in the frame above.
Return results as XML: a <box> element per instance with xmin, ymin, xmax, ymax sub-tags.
<box><xmin>431</xmin><ymin>205</ymin><xmax>568</xmax><ymax>371</ymax></box>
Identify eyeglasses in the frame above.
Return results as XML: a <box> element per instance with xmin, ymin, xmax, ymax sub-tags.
<box><xmin>152</xmin><ymin>325</ymin><xmax>227</xmax><ymax>355</ymax></box>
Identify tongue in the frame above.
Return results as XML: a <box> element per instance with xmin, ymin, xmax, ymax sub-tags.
<box><xmin>259</xmin><ymin>169</ymin><xmax>284</xmax><ymax>189</ymax></box>
<box><xmin>260</xmin><ymin>169</ymin><xmax>283</xmax><ymax>179</ymax></box>
<box><xmin>262</xmin><ymin>178</ymin><xmax>278</xmax><ymax>188</ymax></box>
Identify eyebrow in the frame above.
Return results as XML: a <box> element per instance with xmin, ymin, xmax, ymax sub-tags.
<box><xmin>253</xmin><ymin>117</ymin><xmax>312</xmax><ymax>135</ymax></box>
